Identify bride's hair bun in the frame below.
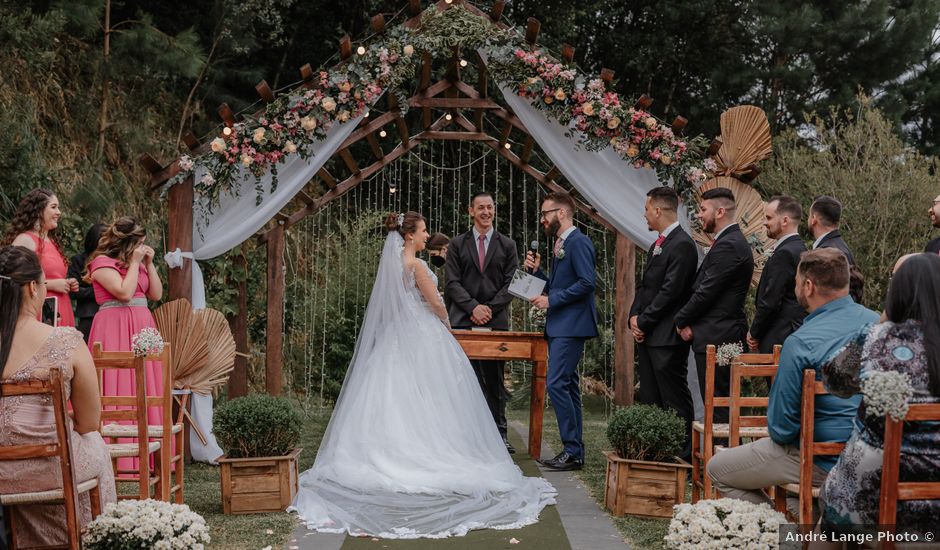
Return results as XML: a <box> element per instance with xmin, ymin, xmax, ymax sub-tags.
<box><xmin>384</xmin><ymin>211</ymin><xmax>425</xmax><ymax>237</ymax></box>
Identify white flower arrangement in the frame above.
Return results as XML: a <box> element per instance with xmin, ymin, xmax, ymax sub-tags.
<box><xmin>555</xmin><ymin>246</ymin><xmax>566</xmax><ymax>260</ymax></box>
<box><xmin>528</xmin><ymin>305</ymin><xmax>547</xmax><ymax>327</ymax></box>
<box><xmin>83</xmin><ymin>499</ymin><xmax>210</xmax><ymax>550</ymax></box>
<box><xmin>715</xmin><ymin>342</ymin><xmax>744</xmax><ymax>367</ymax></box>
<box><xmin>131</xmin><ymin>327</ymin><xmax>165</xmax><ymax>358</ymax></box>
<box><xmin>664</xmin><ymin>498</ymin><xmax>786</xmax><ymax>550</ymax></box>
<box><xmin>860</xmin><ymin>370</ymin><xmax>913</xmax><ymax>421</ymax></box>
<box><xmin>653</xmin><ymin>245</ymin><xmax>663</xmax><ymax>256</ymax></box>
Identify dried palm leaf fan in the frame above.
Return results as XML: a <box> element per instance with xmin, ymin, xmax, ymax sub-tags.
<box><xmin>189</xmin><ymin>309</ymin><xmax>236</xmax><ymax>395</ymax></box>
<box><xmin>693</xmin><ymin>106</ymin><xmax>775</xmax><ymax>286</ymax></box>
<box><xmin>153</xmin><ymin>298</ymin><xmax>209</xmax><ymax>390</ymax></box>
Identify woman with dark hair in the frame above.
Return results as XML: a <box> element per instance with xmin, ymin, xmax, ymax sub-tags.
<box><xmin>817</xmin><ymin>253</ymin><xmax>940</xmax><ymax>538</ymax></box>
<box><xmin>2</xmin><ymin>189</ymin><xmax>77</xmax><ymax>326</ymax></box>
<box><xmin>68</xmin><ymin>223</ymin><xmax>107</xmax><ymax>342</ymax></box>
<box><xmin>85</xmin><ymin>217</ymin><xmax>164</xmax><ymax>473</ymax></box>
<box><xmin>0</xmin><ymin>246</ymin><xmax>115</xmax><ymax>546</ymax></box>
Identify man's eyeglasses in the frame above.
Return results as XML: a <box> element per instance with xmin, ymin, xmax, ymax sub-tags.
<box><xmin>539</xmin><ymin>208</ymin><xmax>561</xmax><ymax>219</ymax></box>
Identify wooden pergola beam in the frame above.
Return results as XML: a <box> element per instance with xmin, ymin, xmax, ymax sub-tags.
<box><xmin>635</xmin><ymin>94</ymin><xmax>653</xmax><ymax>110</ymax></box>
<box><xmin>561</xmin><ymin>43</ymin><xmax>575</xmax><ymax>62</ymax></box>
<box><xmin>255</xmin><ymin>80</ymin><xmax>275</xmax><ymax>103</ymax></box>
<box><xmin>182</xmin><ymin>131</ymin><xmax>200</xmax><ymax>151</ymax></box>
<box><xmin>317</xmin><ymin>167</ymin><xmax>338</xmax><ymax>190</ymax></box>
<box><xmin>408</xmin><ymin>0</ymin><xmax>421</xmax><ymax>16</ymax></box>
<box><xmin>415</xmin><ymin>130</ymin><xmax>496</xmax><ymax>141</ymax></box>
<box><xmin>300</xmin><ymin>63</ymin><xmax>314</xmax><ymax>83</ymax></box>
<box><xmin>525</xmin><ymin>18</ymin><xmax>541</xmax><ymax>45</ymax></box>
<box><xmin>671</xmin><ymin>116</ymin><xmax>688</xmax><ymax>133</ymax></box>
<box><xmin>138</xmin><ymin>153</ymin><xmax>162</xmax><ymax>175</ymax></box>
<box><xmin>371</xmin><ymin>14</ymin><xmax>386</xmax><ymax>33</ymax></box>
<box><xmin>520</xmin><ymin>136</ymin><xmax>535</xmax><ymax>164</ymax></box>
<box><xmin>365</xmin><ymin>131</ymin><xmax>384</xmax><ymax>161</ymax></box>
<box><xmin>338</xmin><ymin>111</ymin><xmax>398</xmax><ymax>150</ymax></box>
<box><xmin>409</xmin><ymin>97</ymin><xmax>501</xmax><ymax>109</ymax></box>
<box><xmin>217</xmin><ymin>103</ymin><xmax>236</xmax><ymax>126</ymax></box>
<box><xmin>498</xmin><ymin>118</ymin><xmax>512</xmax><ymax>148</ymax></box>
<box><xmin>339</xmin><ymin>148</ymin><xmax>360</xmax><ymax>175</ymax></box>
<box><xmin>490</xmin><ymin>0</ymin><xmax>505</xmax><ymax>21</ymax></box>
<box><xmin>339</xmin><ymin>35</ymin><xmax>352</xmax><ymax>60</ymax></box>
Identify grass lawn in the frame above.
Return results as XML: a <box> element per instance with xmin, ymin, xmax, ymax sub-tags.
<box><xmin>509</xmin><ymin>396</ymin><xmax>672</xmax><ymax>550</ymax></box>
<box><xmin>180</xmin><ymin>406</ymin><xmax>331</xmax><ymax>549</ymax></box>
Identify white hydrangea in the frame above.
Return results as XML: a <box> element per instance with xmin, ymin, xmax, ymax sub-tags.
<box><xmin>83</xmin><ymin>499</ymin><xmax>210</xmax><ymax>550</ymax></box>
<box><xmin>664</xmin><ymin>498</ymin><xmax>787</xmax><ymax>549</ymax></box>
<box><xmin>861</xmin><ymin>370</ymin><xmax>913</xmax><ymax>421</ymax></box>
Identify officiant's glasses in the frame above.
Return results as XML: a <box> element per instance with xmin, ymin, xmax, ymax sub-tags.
<box><xmin>539</xmin><ymin>208</ymin><xmax>561</xmax><ymax>219</ymax></box>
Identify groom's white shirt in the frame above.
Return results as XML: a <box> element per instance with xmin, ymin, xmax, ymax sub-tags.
<box><xmin>472</xmin><ymin>226</ymin><xmax>495</xmax><ymax>255</ymax></box>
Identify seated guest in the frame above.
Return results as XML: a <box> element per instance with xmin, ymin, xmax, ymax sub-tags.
<box><xmin>0</xmin><ymin>245</ymin><xmax>116</xmax><ymax>547</ymax></box>
<box><xmin>68</xmin><ymin>223</ymin><xmax>107</xmax><ymax>342</ymax></box>
<box><xmin>926</xmin><ymin>192</ymin><xmax>940</xmax><ymax>254</ymax></box>
<box><xmin>818</xmin><ymin>253</ymin><xmax>940</xmax><ymax>537</ymax></box>
<box><xmin>707</xmin><ymin>249</ymin><xmax>879</xmax><ymax>514</ymax></box>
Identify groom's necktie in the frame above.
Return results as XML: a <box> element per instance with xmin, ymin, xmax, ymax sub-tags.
<box><xmin>478</xmin><ymin>234</ymin><xmax>486</xmax><ymax>271</ymax></box>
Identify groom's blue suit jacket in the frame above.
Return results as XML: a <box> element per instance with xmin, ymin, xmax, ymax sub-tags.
<box><xmin>534</xmin><ymin>227</ymin><xmax>598</xmax><ymax>339</ymax></box>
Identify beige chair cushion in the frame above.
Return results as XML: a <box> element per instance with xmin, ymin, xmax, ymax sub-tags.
<box><xmin>0</xmin><ymin>478</ymin><xmax>99</xmax><ymax>505</ymax></box>
<box><xmin>691</xmin><ymin>421</ymin><xmax>769</xmax><ymax>439</ymax></box>
<box><xmin>107</xmin><ymin>441</ymin><xmax>161</xmax><ymax>458</ymax></box>
<box><xmin>101</xmin><ymin>423</ymin><xmax>182</xmax><ymax>438</ymax></box>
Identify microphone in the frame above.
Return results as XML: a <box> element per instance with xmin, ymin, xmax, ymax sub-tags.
<box><xmin>526</xmin><ymin>240</ymin><xmax>539</xmax><ymax>272</ymax></box>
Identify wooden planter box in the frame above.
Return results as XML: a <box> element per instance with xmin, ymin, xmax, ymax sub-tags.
<box><xmin>603</xmin><ymin>451</ymin><xmax>691</xmax><ymax>518</ymax></box>
<box><xmin>219</xmin><ymin>448</ymin><xmax>301</xmax><ymax>515</ymax></box>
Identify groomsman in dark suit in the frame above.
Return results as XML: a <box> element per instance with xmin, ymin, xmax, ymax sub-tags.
<box><xmin>809</xmin><ymin>196</ymin><xmax>854</xmax><ymax>264</ymax></box>
<box><xmin>630</xmin><ymin>187</ymin><xmax>697</xmax><ymax>458</ymax></box>
<box><xmin>445</xmin><ymin>192</ymin><xmax>519</xmax><ymax>453</ymax></box>
<box><xmin>526</xmin><ymin>192</ymin><xmax>597</xmax><ymax>471</ymax></box>
<box><xmin>675</xmin><ymin>187</ymin><xmax>754</xmax><ymax>424</ymax></box>
<box><xmin>925</xmin><ymin>192</ymin><xmax>940</xmax><ymax>254</ymax></box>
<box><xmin>747</xmin><ymin>196</ymin><xmax>807</xmax><ymax>354</ymax></box>
<box><xmin>809</xmin><ymin>195</ymin><xmax>866</xmax><ymax>302</ymax></box>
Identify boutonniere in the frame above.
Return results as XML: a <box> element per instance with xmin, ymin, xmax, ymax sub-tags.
<box><xmin>702</xmin><ymin>246</ymin><xmax>711</xmax><ymax>255</ymax></box>
<box><xmin>653</xmin><ymin>245</ymin><xmax>663</xmax><ymax>256</ymax></box>
<box><xmin>556</xmin><ymin>247</ymin><xmax>566</xmax><ymax>260</ymax></box>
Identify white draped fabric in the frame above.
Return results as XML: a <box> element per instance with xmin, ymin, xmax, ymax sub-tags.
<box><xmin>166</xmin><ymin>114</ymin><xmax>365</xmax><ymax>463</ymax></box>
<box><xmin>499</xmin><ymin>86</ymin><xmax>693</xmax><ymax>247</ymax></box>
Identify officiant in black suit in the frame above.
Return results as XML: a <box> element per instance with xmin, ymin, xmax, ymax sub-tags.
<box><xmin>445</xmin><ymin>191</ymin><xmax>519</xmax><ymax>453</ymax></box>
<box><xmin>675</xmin><ymin>187</ymin><xmax>754</xmax><ymax>424</ymax></box>
<box><xmin>747</xmin><ymin>196</ymin><xmax>807</xmax><ymax>354</ymax></box>
<box><xmin>630</xmin><ymin>186</ymin><xmax>697</xmax><ymax>458</ymax></box>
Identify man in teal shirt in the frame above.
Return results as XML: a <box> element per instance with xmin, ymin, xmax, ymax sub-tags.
<box><xmin>707</xmin><ymin>248</ymin><xmax>879</xmax><ymax>511</ymax></box>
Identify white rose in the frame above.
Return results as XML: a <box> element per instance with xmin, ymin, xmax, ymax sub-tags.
<box><xmin>283</xmin><ymin>141</ymin><xmax>297</xmax><ymax>153</ymax></box>
<box><xmin>403</xmin><ymin>44</ymin><xmax>414</xmax><ymax>56</ymax></box>
<box><xmin>321</xmin><ymin>97</ymin><xmax>337</xmax><ymax>112</ymax></box>
<box><xmin>300</xmin><ymin>116</ymin><xmax>317</xmax><ymax>131</ymax></box>
<box><xmin>210</xmin><ymin>137</ymin><xmax>226</xmax><ymax>153</ymax></box>
<box><xmin>252</xmin><ymin>127</ymin><xmax>266</xmax><ymax>144</ymax></box>
<box><xmin>241</xmin><ymin>154</ymin><xmax>253</xmax><ymax>167</ymax></box>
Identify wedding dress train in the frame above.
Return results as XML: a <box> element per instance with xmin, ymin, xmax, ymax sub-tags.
<box><xmin>289</xmin><ymin>231</ymin><xmax>556</xmax><ymax>538</ymax></box>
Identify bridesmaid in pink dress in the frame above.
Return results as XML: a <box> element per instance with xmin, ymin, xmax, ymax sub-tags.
<box><xmin>0</xmin><ymin>246</ymin><xmax>116</xmax><ymax>546</ymax></box>
<box><xmin>85</xmin><ymin>217</ymin><xmax>164</xmax><ymax>473</ymax></box>
<box><xmin>2</xmin><ymin>188</ymin><xmax>77</xmax><ymax>326</ymax></box>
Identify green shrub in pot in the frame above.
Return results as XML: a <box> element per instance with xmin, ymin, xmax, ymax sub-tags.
<box><xmin>606</xmin><ymin>404</ymin><xmax>684</xmax><ymax>463</ymax></box>
<box><xmin>213</xmin><ymin>394</ymin><xmax>302</xmax><ymax>458</ymax></box>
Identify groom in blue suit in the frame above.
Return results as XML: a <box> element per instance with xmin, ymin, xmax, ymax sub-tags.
<box><xmin>525</xmin><ymin>192</ymin><xmax>597</xmax><ymax>471</ymax></box>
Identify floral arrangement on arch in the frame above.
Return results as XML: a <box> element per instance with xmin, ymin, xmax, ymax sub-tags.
<box><xmin>169</xmin><ymin>4</ymin><xmax>706</xmax><ymax>213</ymax></box>
<box><xmin>664</xmin><ymin>498</ymin><xmax>786</xmax><ymax>549</ymax></box>
<box><xmin>83</xmin><ymin>499</ymin><xmax>210</xmax><ymax>550</ymax></box>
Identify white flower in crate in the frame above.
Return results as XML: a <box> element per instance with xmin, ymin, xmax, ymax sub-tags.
<box><xmin>131</xmin><ymin>327</ymin><xmax>165</xmax><ymax>358</ymax></box>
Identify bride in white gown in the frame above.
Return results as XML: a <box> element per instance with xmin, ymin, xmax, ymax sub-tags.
<box><xmin>289</xmin><ymin>211</ymin><xmax>556</xmax><ymax>539</ymax></box>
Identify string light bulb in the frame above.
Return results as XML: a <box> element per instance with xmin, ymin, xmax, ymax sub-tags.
<box><xmin>445</xmin><ymin>113</ymin><xmax>453</xmax><ymax>121</ymax></box>
<box><xmin>504</xmin><ymin>142</ymin><xmax>511</xmax><ymax>149</ymax></box>
<box><xmin>388</xmin><ymin>180</ymin><xmax>397</xmax><ymax>194</ymax></box>
<box><xmin>459</xmin><ymin>59</ymin><xmax>468</xmax><ymax>67</ymax></box>
<box><xmin>357</xmin><ymin>45</ymin><xmax>367</xmax><ymax>56</ymax></box>
<box><xmin>379</xmin><ymin>129</ymin><xmax>387</xmax><ymax>138</ymax></box>
<box><xmin>363</xmin><ymin>110</ymin><xmax>370</xmax><ymax>118</ymax></box>
<box><xmin>444</xmin><ymin>0</ymin><xmax>453</xmax><ymax>3</ymax></box>
<box><xmin>222</xmin><ymin>127</ymin><xmax>232</xmax><ymax>136</ymax></box>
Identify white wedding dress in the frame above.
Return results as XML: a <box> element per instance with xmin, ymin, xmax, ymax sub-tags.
<box><xmin>289</xmin><ymin>231</ymin><xmax>556</xmax><ymax>539</ymax></box>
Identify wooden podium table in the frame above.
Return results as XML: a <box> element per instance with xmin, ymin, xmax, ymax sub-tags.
<box><xmin>451</xmin><ymin>330</ymin><xmax>548</xmax><ymax>460</ymax></box>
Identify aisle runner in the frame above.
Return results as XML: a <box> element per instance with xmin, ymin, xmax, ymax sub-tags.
<box><xmin>338</xmin><ymin>428</ymin><xmax>570</xmax><ymax>550</ymax></box>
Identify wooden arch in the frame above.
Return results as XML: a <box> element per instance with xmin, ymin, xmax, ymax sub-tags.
<box><xmin>143</xmin><ymin>0</ymin><xmax>689</xmax><ymax>405</ymax></box>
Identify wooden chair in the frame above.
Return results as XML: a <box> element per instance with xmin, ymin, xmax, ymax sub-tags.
<box><xmin>92</xmin><ymin>342</ymin><xmax>178</xmax><ymax>501</ymax></box>
<box><xmin>727</xmin><ymin>346</ymin><xmax>780</xmax><ymax>447</ymax></box>
<box><xmin>0</xmin><ymin>368</ymin><xmax>102</xmax><ymax>550</ymax></box>
<box><xmin>773</xmin><ymin>368</ymin><xmax>846</xmax><ymax>524</ymax></box>
<box><xmin>878</xmin><ymin>402</ymin><xmax>940</xmax><ymax>550</ymax></box>
<box><xmin>692</xmin><ymin>345</ymin><xmax>779</xmax><ymax>502</ymax></box>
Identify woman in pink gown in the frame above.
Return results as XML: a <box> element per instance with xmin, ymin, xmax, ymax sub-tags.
<box><xmin>2</xmin><ymin>188</ymin><xmax>77</xmax><ymax>326</ymax></box>
<box><xmin>85</xmin><ymin>217</ymin><xmax>164</xmax><ymax>473</ymax></box>
<box><xmin>0</xmin><ymin>246</ymin><xmax>116</xmax><ymax>546</ymax></box>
